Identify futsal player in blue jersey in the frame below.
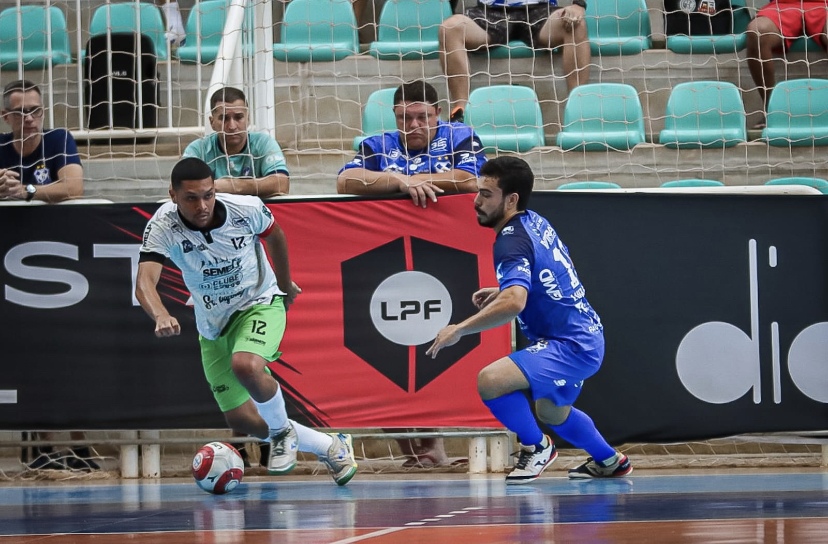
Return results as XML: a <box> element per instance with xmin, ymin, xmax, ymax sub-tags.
<box><xmin>337</xmin><ymin>80</ymin><xmax>486</xmax><ymax>208</ymax></box>
<box><xmin>427</xmin><ymin>156</ymin><xmax>632</xmax><ymax>484</ymax></box>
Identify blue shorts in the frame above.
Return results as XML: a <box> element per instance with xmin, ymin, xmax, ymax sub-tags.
<box><xmin>510</xmin><ymin>338</ymin><xmax>604</xmax><ymax>406</ymax></box>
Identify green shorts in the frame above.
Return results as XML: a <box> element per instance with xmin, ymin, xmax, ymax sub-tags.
<box><xmin>199</xmin><ymin>296</ymin><xmax>286</xmax><ymax>412</ymax></box>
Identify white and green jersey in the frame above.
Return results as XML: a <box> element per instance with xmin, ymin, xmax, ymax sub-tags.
<box><xmin>182</xmin><ymin>132</ymin><xmax>289</xmax><ymax>180</ymax></box>
<box><xmin>139</xmin><ymin>194</ymin><xmax>285</xmax><ymax>340</ymax></box>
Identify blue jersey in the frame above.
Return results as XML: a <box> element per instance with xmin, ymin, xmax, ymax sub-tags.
<box><xmin>0</xmin><ymin>129</ymin><xmax>81</xmax><ymax>186</ymax></box>
<box><xmin>494</xmin><ymin>210</ymin><xmax>603</xmax><ymax>348</ymax></box>
<box><xmin>339</xmin><ymin>121</ymin><xmax>486</xmax><ymax>176</ymax></box>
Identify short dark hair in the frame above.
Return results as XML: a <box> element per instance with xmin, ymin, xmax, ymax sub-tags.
<box><xmin>171</xmin><ymin>157</ymin><xmax>214</xmax><ymax>190</ymax></box>
<box><xmin>3</xmin><ymin>80</ymin><xmax>41</xmax><ymax>110</ymax></box>
<box><xmin>210</xmin><ymin>87</ymin><xmax>247</xmax><ymax>110</ymax></box>
<box><xmin>479</xmin><ymin>156</ymin><xmax>534</xmax><ymax>211</ymax></box>
<box><xmin>393</xmin><ymin>80</ymin><xmax>438</xmax><ymax>107</ymax></box>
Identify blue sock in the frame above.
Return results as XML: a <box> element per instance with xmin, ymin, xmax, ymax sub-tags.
<box><xmin>550</xmin><ymin>407</ymin><xmax>615</xmax><ymax>462</ymax></box>
<box><xmin>483</xmin><ymin>392</ymin><xmax>544</xmax><ymax>447</ymax></box>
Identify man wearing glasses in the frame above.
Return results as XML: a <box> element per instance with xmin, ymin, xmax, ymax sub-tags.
<box><xmin>0</xmin><ymin>80</ymin><xmax>83</xmax><ymax>203</ymax></box>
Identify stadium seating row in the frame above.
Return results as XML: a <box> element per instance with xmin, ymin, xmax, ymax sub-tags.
<box><xmin>355</xmin><ymin>80</ymin><xmax>828</xmax><ymax>153</ymax></box>
<box><xmin>4</xmin><ymin>0</ymin><xmax>821</xmax><ymax>68</ymax></box>
<box><xmin>558</xmin><ymin>178</ymin><xmax>828</xmax><ymax>193</ymax></box>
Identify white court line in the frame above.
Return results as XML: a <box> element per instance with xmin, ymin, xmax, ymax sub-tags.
<box><xmin>0</xmin><ymin>390</ymin><xmax>17</xmax><ymax>403</ymax></box>
<box><xmin>328</xmin><ymin>527</ymin><xmax>408</xmax><ymax>544</ymax></box>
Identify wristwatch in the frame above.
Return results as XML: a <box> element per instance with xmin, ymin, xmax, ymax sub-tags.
<box><xmin>25</xmin><ymin>184</ymin><xmax>37</xmax><ymax>202</ymax></box>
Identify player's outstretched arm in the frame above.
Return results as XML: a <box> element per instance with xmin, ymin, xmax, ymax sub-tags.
<box><xmin>472</xmin><ymin>287</ymin><xmax>500</xmax><ymax>309</ymax></box>
<box><xmin>427</xmin><ymin>285</ymin><xmax>527</xmax><ymax>358</ymax></box>
<box><xmin>136</xmin><ymin>260</ymin><xmax>181</xmax><ymax>337</ymax></box>
<box><xmin>262</xmin><ymin>223</ymin><xmax>301</xmax><ymax>308</ymax></box>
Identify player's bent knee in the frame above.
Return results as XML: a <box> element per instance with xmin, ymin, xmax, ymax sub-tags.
<box><xmin>230</xmin><ymin>354</ymin><xmax>264</xmax><ymax>385</ymax></box>
<box><xmin>536</xmin><ymin>399</ymin><xmax>571</xmax><ymax>426</ymax></box>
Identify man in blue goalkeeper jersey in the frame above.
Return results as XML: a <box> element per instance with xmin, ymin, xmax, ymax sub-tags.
<box><xmin>427</xmin><ymin>156</ymin><xmax>632</xmax><ymax>484</ymax></box>
<box><xmin>337</xmin><ymin>79</ymin><xmax>486</xmax><ymax>208</ymax></box>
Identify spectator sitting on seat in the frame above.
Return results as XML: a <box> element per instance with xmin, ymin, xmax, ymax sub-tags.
<box><xmin>438</xmin><ymin>0</ymin><xmax>590</xmax><ymax>123</ymax></box>
<box><xmin>0</xmin><ymin>80</ymin><xmax>83</xmax><ymax>203</ymax></box>
<box><xmin>182</xmin><ymin>86</ymin><xmax>290</xmax><ymax>198</ymax></box>
<box><xmin>746</xmin><ymin>0</ymin><xmax>828</xmax><ymax>128</ymax></box>
<box><xmin>337</xmin><ymin>79</ymin><xmax>486</xmax><ymax>208</ymax></box>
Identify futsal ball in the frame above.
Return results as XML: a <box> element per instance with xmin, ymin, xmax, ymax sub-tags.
<box><xmin>192</xmin><ymin>442</ymin><xmax>245</xmax><ymax>494</ymax></box>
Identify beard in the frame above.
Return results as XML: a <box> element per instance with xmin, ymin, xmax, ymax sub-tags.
<box><xmin>476</xmin><ymin>205</ymin><xmax>506</xmax><ymax>228</ymax></box>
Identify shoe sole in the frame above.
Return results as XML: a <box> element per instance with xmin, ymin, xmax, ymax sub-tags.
<box><xmin>335</xmin><ymin>464</ymin><xmax>358</xmax><ymax>486</ymax></box>
<box><xmin>268</xmin><ymin>461</ymin><xmax>297</xmax><ymax>476</ymax></box>
<box><xmin>505</xmin><ymin>449</ymin><xmax>558</xmax><ymax>485</ymax></box>
<box><xmin>568</xmin><ymin>464</ymin><xmax>634</xmax><ymax>479</ymax></box>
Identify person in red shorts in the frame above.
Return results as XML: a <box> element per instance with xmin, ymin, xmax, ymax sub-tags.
<box><xmin>746</xmin><ymin>0</ymin><xmax>828</xmax><ymax>127</ymax></box>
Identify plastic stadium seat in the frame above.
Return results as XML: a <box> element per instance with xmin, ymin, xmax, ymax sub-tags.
<box><xmin>466</xmin><ymin>85</ymin><xmax>545</xmax><ymax>153</ymax></box>
<box><xmin>762</xmin><ymin>79</ymin><xmax>828</xmax><ymax>147</ymax></box>
<box><xmin>789</xmin><ymin>37</ymin><xmax>822</xmax><ymax>53</ymax></box>
<box><xmin>557</xmin><ymin>83</ymin><xmax>646</xmax><ymax>151</ymax></box>
<box><xmin>273</xmin><ymin>0</ymin><xmax>358</xmax><ymax>62</ymax></box>
<box><xmin>765</xmin><ymin>177</ymin><xmax>828</xmax><ymax>194</ymax></box>
<box><xmin>176</xmin><ymin>0</ymin><xmax>229</xmax><ymax>64</ymax></box>
<box><xmin>368</xmin><ymin>0</ymin><xmax>452</xmax><ymax>60</ymax></box>
<box><xmin>558</xmin><ymin>181</ymin><xmax>622</xmax><ymax>190</ymax></box>
<box><xmin>352</xmin><ymin>88</ymin><xmax>397</xmax><ymax>150</ymax></box>
<box><xmin>661</xmin><ymin>179</ymin><xmax>725</xmax><ymax>188</ymax></box>
<box><xmin>0</xmin><ymin>6</ymin><xmax>71</xmax><ymax>70</ymax></box>
<box><xmin>666</xmin><ymin>0</ymin><xmax>752</xmax><ymax>54</ymax></box>
<box><xmin>659</xmin><ymin>81</ymin><xmax>747</xmax><ymax>148</ymax></box>
<box><xmin>89</xmin><ymin>3</ymin><xmax>168</xmax><ymax>61</ymax></box>
<box><xmin>585</xmin><ymin>0</ymin><xmax>652</xmax><ymax>56</ymax></box>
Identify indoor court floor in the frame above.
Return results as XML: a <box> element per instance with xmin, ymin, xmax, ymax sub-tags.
<box><xmin>2</xmin><ymin>468</ymin><xmax>828</xmax><ymax>543</ymax></box>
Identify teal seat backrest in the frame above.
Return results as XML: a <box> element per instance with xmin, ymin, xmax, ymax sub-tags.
<box><xmin>275</xmin><ymin>0</ymin><xmax>358</xmax><ymax>62</ymax></box>
<box><xmin>660</xmin><ymin>81</ymin><xmax>746</xmax><ymax>147</ymax></box>
<box><xmin>765</xmin><ymin>177</ymin><xmax>828</xmax><ymax>194</ymax></box>
<box><xmin>353</xmin><ymin>88</ymin><xmax>398</xmax><ymax>150</ymax></box>
<box><xmin>376</xmin><ymin>0</ymin><xmax>451</xmax><ymax>45</ymax></box>
<box><xmin>762</xmin><ymin>78</ymin><xmax>828</xmax><ymax>146</ymax></box>
<box><xmin>466</xmin><ymin>85</ymin><xmax>545</xmax><ymax>153</ymax></box>
<box><xmin>661</xmin><ymin>179</ymin><xmax>725</xmax><ymax>188</ymax></box>
<box><xmin>557</xmin><ymin>83</ymin><xmax>646</xmax><ymax>151</ymax></box>
<box><xmin>177</xmin><ymin>0</ymin><xmax>229</xmax><ymax>63</ymax></box>
<box><xmin>558</xmin><ymin>181</ymin><xmax>622</xmax><ymax>190</ymax></box>
<box><xmin>89</xmin><ymin>3</ymin><xmax>168</xmax><ymax>60</ymax></box>
<box><xmin>0</xmin><ymin>6</ymin><xmax>71</xmax><ymax>69</ymax></box>
<box><xmin>585</xmin><ymin>0</ymin><xmax>652</xmax><ymax>55</ymax></box>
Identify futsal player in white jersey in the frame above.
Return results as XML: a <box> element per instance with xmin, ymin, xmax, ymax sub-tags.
<box><xmin>135</xmin><ymin>157</ymin><xmax>357</xmax><ymax>486</ymax></box>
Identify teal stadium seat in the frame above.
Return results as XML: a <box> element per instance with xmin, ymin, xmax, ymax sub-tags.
<box><xmin>585</xmin><ymin>0</ymin><xmax>652</xmax><ymax>56</ymax></box>
<box><xmin>466</xmin><ymin>85</ymin><xmax>545</xmax><ymax>153</ymax></box>
<box><xmin>273</xmin><ymin>0</ymin><xmax>358</xmax><ymax>62</ymax></box>
<box><xmin>789</xmin><ymin>37</ymin><xmax>822</xmax><ymax>53</ymax></box>
<box><xmin>765</xmin><ymin>177</ymin><xmax>828</xmax><ymax>194</ymax></box>
<box><xmin>176</xmin><ymin>0</ymin><xmax>230</xmax><ymax>64</ymax></box>
<box><xmin>661</xmin><ymin>179</ymin><xmax>725</xmax><ymax>188</ymax></box>
<box><xmin>558</xmin><ymin>181</ymin><xmax>622</xmax><ymax>190</ymax></box>
<box><xmin>353</xmin><ymin>88</ymin><xmax>397</xmax><ymax>150</ymax></box>
<box><xmin>659</xmin><ymin>81</ymin><xmax>746</xmax><ymax>148</ymax></box>
<box><xmin>762</xmin><ymin>78</ymin><xmax>828</xmax><ymax>147</ymax></box>
<box><xmin>368</xmin><ymin>0</ymin><xmax>452</xmax><ymax>60</ymax></box>
<box><xmin>557</xmin><ymin>83</ymin><xmax>646</xmax><ymax>151</ymax></box>
<box><xmin>0</xmin><ymin>6</ymin><xmax>71</xmax><ymax>70</ymax></box>
<box><xmin>89</xmin><ymin>3</ymin><xmax>168</xmax><ymax>61</ymax></box>
<box><xmin>666</xmin><ymin>0</ymin><xmax>752</xmax><ymax>54</ymax></box>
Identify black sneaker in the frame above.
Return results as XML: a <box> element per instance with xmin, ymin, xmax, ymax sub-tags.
<box><xmin>65</xmin><ymin>456</ymin><xmax>101</xmax><ymax>472</ymax></box>
<box><xmin>450</xmin><ymin>107</ymin><xmax>465</xmax><ymax>124</ymax></box>
<box><xmin>505</xmin><ymin>435</ymin><xmax>557</xmax><ymax>485</ymax></box>
<box><xmin>568</xmin><ymin>453</ymin><xmax>632</xmax><ymax>479</ymax></box>
<box><xmin>28</xmin><ymin>451</ymin><xmax>66</xmax><ymax>471</ymax></box>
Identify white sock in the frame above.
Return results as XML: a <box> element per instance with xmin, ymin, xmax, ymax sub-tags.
<box><xmin>291</xmin><ymin>421</ymin><xmax>334</xmax><ymax>457</ymax></box>
<box><xmin>253</xmin><ymin>386</ymin><xmax>288</xmax><ymax>433</ymax></box>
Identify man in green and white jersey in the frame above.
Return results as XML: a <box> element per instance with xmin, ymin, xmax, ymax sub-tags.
<box><xmin>182</xmin><ymin>87</ymin><xmax>290</xmax><ymax>199</ymax></box>
<box><xmin>136</xmin><ymin>157</ymin><xmax>356</xmax><ymax>486</ymax></box>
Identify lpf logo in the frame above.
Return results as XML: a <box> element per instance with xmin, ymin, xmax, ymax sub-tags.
<box><xmin>341</xmin><ymin>237</ymin><xmax>479</xmax><ymax>392</ymax></box>
<box><xmin>677</xmin><ymin>239</ymin><xmax>828</xmax><ymax>404</ymax></box>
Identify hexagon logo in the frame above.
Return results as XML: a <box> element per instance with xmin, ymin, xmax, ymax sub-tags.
<box><xmin>341</xmin><ymin>237</ymin><xmax>480</xmax><ymax>392</ymax></box>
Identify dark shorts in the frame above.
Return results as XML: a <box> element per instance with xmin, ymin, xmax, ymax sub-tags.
<box><xmin>466</xmin><ymin>2</ymin><xmax>561</xmax><ymax>47</ymax></box>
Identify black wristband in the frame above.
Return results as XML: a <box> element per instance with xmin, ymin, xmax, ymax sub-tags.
<box><xmin>572</xmin><ymin>0</ymin><xmax>587</xmax><ymax>8</ymax></box>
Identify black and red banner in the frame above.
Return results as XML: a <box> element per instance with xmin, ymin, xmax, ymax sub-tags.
<box><xmin>1</xmin><ymin>192</ymin><xmax>827</xmax><ymax>444</ymax></box>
